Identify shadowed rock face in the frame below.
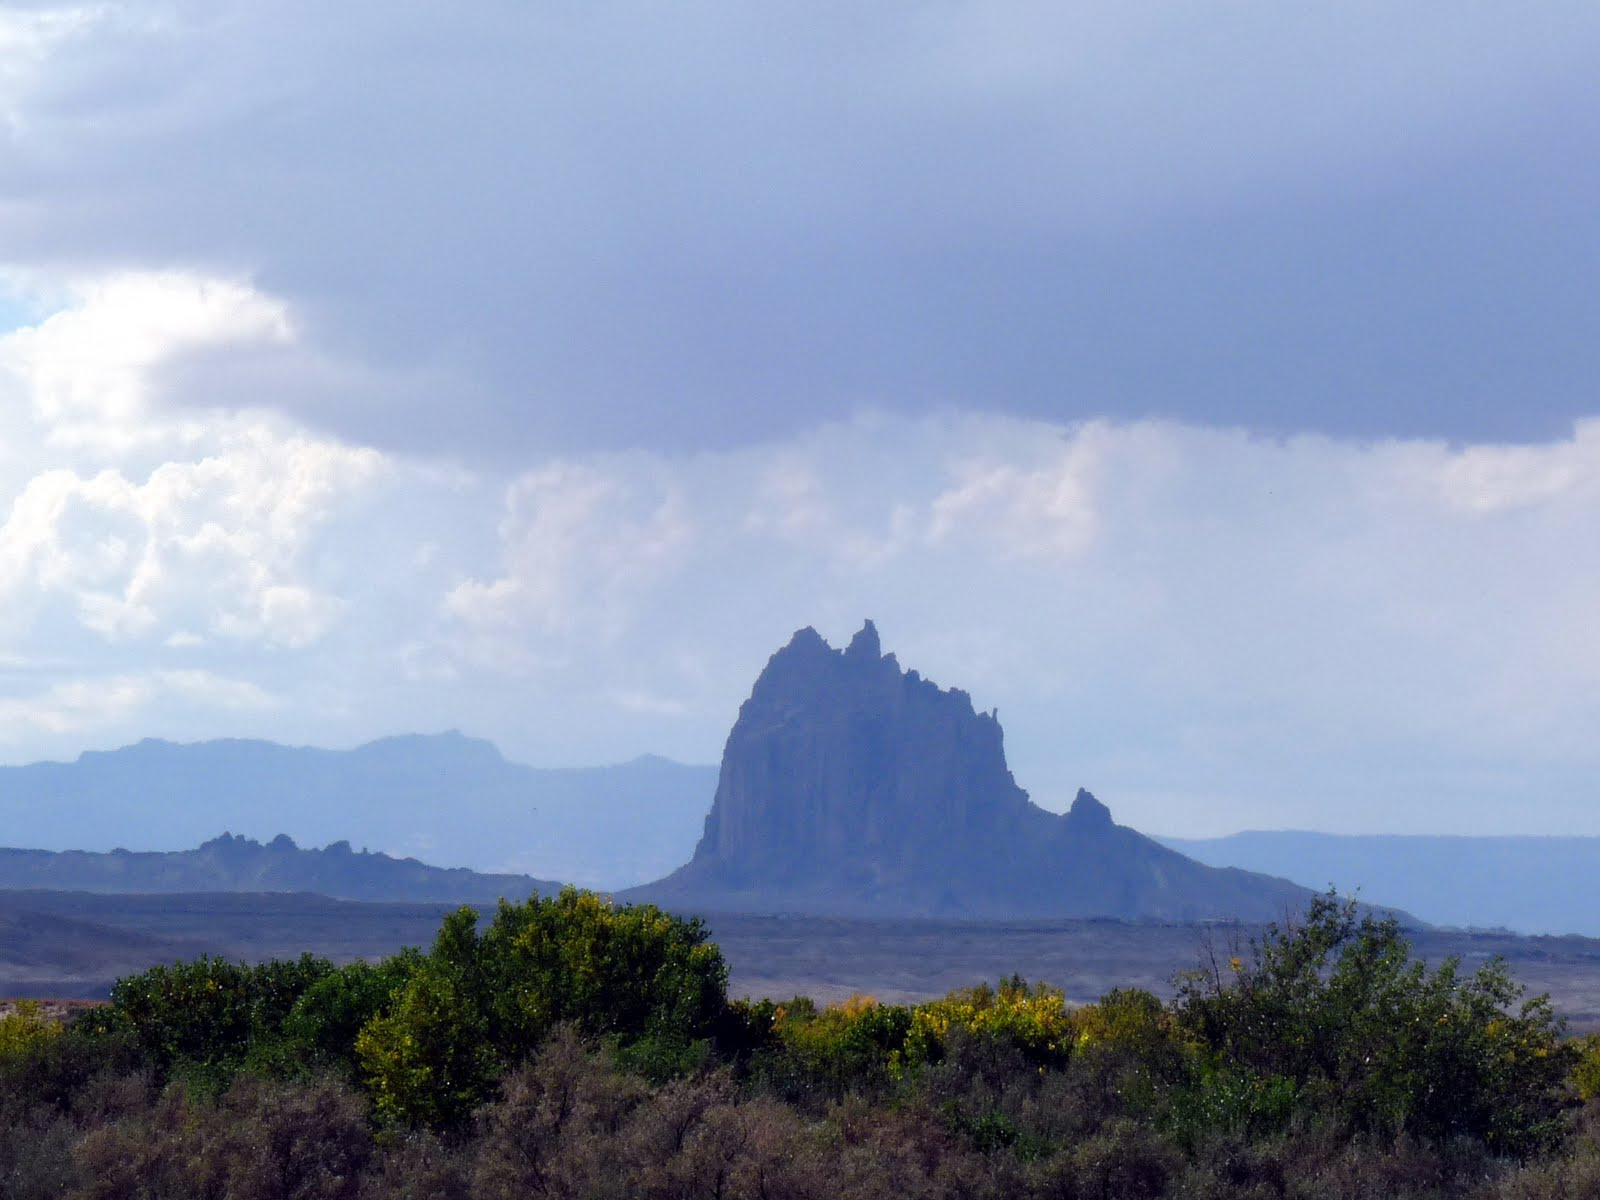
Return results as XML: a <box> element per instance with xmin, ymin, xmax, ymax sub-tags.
<box><xmin>631</xmin><ymin>622</ymin><xmax>1317</xmax><ymax>921</ymax></box>
<box><xmin>693</xmin><ymin>622</ymin><xmax>1034</xmax><ymax>878</ymax></box>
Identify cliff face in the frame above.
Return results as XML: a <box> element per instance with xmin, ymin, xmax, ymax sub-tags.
<box><xmin>633</xmin><ymin>622</ymin><xmax>1317</xmax><ymax>921</ymax></box>
<box><xmin>693</xmin><ymin>622</ymin><xmax>1037</xmax><ymax>881</ymax></box>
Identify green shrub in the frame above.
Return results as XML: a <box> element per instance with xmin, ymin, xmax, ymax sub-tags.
<box><xmin>355</xmin><ymin>889</ymin><xmax>728</xmax><ymax>1128</ymax></box>
<box><xmin>97</xmin><ymin>953</ymin><xmax>336</xmax><ymax>1087</ymax></box>
<box><xmin>1176</xmin><ymin>892</ymin><xmax>1574</xmax><ymax>1156</ymax></box>
<box><xmin>282</xmin><ymin>953</ymin><xmax>421</xmax><ymax>1076</ymax></box>
<box><xmin>357</xmin><ymin>963</ymin><xmax>498</xmax><ymax>1131</ymax></box>
<box><xmin>475</xmin><ymin>887</ymin><xmax>728</xmax><ymax>1055</ymax></box>
<box><xmin>1169</xmin><ymin>1061</ymin><xmax>1298</xmax><ymax>1149</ymax></box>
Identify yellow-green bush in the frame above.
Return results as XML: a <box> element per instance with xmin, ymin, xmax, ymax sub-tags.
<box><xmin>901</xmin><ymin>977</ymin><xmax>1074</xmax><ymax>1074</ymax></box>
<box><xmin>765</xmin><ymin>994</ymin><xmax>913</xmax><ymax>1099</ymax></box>
<box><xmin>356</xmin><ymin>888</ymin><xmax>728</xmax><ymax>1128</ymax></box>
<box><xmin>1571</xmin><ymin>1032</ymin><xmax>1600</xmax><ymax>1101</ymax></box>
<box><xmin>0</xmin><ymin>1000</ymin><xmax>63</xmax><ymax>1057</ymax></box>
<box><xmin>1069</xmin><ymin>988</ymin><xmax>1178</xmax><ymax>1056</ymax></box>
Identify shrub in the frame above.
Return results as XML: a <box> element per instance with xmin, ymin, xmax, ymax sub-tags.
<box><xmin>903</xmin><ymin>977</ymin><xmax>1074</xmax><ymax>1075</ymax></box>
<box><xmin>0</xmin><ymin>1001</ymin><xmax>63</xmax><ymax>1059</ymax></box>
<box><xmin>356</xmin><ymin>889</ymin><xmax>728</xmax><ymax>1128</ymax></box>
<box><xmin>1571</xmin><ymin>1032</ymin><xmax>1600</xmax><ymax>1102</ymax></box>
<box><xmin>474</xmin><ymin>887</ymin><xmax>728</xmax><ymax>1056</ymax></box>
<box><xmin>69</xmin><ymin>1072</ymin><xmax>372</xmax><ymax>1200</ymax></box>
<box><xmin>97</xmin><ymin>953</ymin><xmax>336</xmax><ymax>1086</ymax></box>
<box><xmin>756</xmin><ymin>994</ymin><xmax>913</xmax><ymax>1104</ymax></box>
<box><xmin>471</xmin><ymin>1027</ymin><xmax>646</xmax><ymax>1199</ymax></box>
<box><xmin>0</xmin><ymin>1107</ymin><xmax>77</xmax><ymax>1200</ymax></box>
<box><xmin>283</xmin><ymin>953</ymin><xmax>421</xmax><ymax>1076</ymax></box>
<box><xmin>193</xmin><ymin>1073</ymin><xmax>374</xmax><ymax>1200</ymax></box>
<box><xmin>1176</xmin><ymin>892</ymin><xmax>1574</xmax><ymax>1156</ymax></box>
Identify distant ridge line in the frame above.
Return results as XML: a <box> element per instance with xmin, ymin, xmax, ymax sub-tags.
<box><xmin>0</xmin><ymin>833</ymin><xmax>563</xmax><ymax>905</ymax></box>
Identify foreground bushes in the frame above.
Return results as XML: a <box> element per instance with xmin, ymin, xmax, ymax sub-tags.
<box><xmin>1</xmin><ymin>889</ymin><xmax>1596</xmax><ymax>1199</ymax></box>
<box><xmin>80</xmin><ymin>887</ymin><xmax>726</xmax><ymax>1127</ymax></box>
<box><xmin>1174</xmin><ymin>895</ymin><xmax>1574</xmax><ymax>1156</ymax></box>
<box><xmin>5</xmin><ymin>1022</ymin><xmax>1600</xmax><ymax>1200</ymax></box>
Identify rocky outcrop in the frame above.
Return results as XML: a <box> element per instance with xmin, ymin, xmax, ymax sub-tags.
<box><xmin>631</xmin><ymin>622</ymin><xmax>1318</xmax><ymax>921</ymax></box>
<box><xmin>0</xmin><ymin>834</ymin><xmax>561</xmax><ymax>904</ymax></box>
<box><xmin>691</xmin><ymin>622</ymin><xmax>1034</xmax><ymax>879</ymax></box>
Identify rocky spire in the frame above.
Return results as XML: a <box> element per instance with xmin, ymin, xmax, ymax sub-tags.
<box><xmin>687</xmin><ymin>620</ymin><xmax>1030</xmax><ymax>875</ymax></box>
<box><xmin>845</xmin><ymin>619</ymin><xmax>881</xmax><ymax>661</ymax></box>
<box><xmin>1066</xmin><ymin>787</ymin><xmax>1114</xmax><ymax>831</ymax></box>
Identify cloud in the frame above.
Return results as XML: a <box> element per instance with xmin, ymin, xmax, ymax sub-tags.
<box><xmin>0</xmin><ymin>421</ymin><xmax>385</xmax><ymax>649</ymax></box>
<box><xmin>0</xmin><ymin>271</ymin><xmax>291</xmax><ymax>451</ymax></box>
<box><xmin>1</xmin><ymin>365</ymin><xmax>1598</xmax><ymax>839</ymax></box>
<box><xmin>926</xmin><ymin>428</ymin><xmax>1107</xmax><ymax>560</ymax></box>
<box><xmin>0</xmin><ymin>2</ymin><xmax>1596</xmax><ymax>454</ymax></box>
<box><xmin>445</xmin><ymin>459</ymin><xmax>692</xmax><ymax>659</ymax></box>
<box><xmin>0</xmin><ymin>667</ymin><xmax>274</xmax><ymax>741</ymax></box>
<box><xmin>0</xmin><ymin>270</ymin><xmax>387</xmax><ymax>656</ymax></box>
<box><xmin>1</xmin><ymin>261</ymin><xmax>1596</xmax><ymax>841</ymax></box>
<box><xmin>425</xmin><ymin>414</ymin><xmax>1600</xmax><ymax>838</ymax></box>
<box><xmin>0</xmin><ymin>5</ymin><xmax>1596</xmax><ymax>844</ymax></box>
<box><xmin>1417</xmin><ymin>427</ymin><xmax>1600</xmax><ymax>516</ymax></box>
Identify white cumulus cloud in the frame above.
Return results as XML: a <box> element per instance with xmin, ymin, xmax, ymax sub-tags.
<box><xmin>1</xmin><ymin>271</ymin><xmax>292</xmax><ymax>453</ymax></box>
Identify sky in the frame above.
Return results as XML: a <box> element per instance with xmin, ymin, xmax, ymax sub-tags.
<box><xmin>1</xmin><ymin>2</ymin><xmax>1598</xmax><ymax>838</ymax></box>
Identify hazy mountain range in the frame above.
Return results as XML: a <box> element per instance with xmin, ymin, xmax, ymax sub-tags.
<box><xmin>1</xmin><ymin>629</ymin><xmax>1596</xmax><ymax>932</ymax></box>
<box><xmin>1161</xmin><ymin>832</ymin><xmax>1600</xmax><ymax>937</ymax></box>
<box><xmin>0</xmin><ymin>833</ymin><xmax>557</xmax><ymax>904</ymax></box>
<box><xmin>0</xmin><ymin>734</ymin><xmax>715</xmax><ymax>887</ymax></box>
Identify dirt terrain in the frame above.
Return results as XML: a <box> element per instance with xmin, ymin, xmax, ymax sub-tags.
<box><xmin>6</xmin><ymin>893</ymin><xmax>1600</xmax><ymax>1030</ymax></box>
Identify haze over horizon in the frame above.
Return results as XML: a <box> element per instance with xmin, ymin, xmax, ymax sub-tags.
<box><xmin>2</xmin><ymin>4</ymin><xmax>1598</xmax><ymax>839</ymax></box>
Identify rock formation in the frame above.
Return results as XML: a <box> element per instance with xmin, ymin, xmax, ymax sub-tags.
<box><xmin>0</xmin><ymin>833</ymin><xmax>561</xmax><ymax>904</ymax></box>
<box><xmin>632</xmin><ymin>622</ymin><xmax>1317</xmax><ymax>920</ymax></box>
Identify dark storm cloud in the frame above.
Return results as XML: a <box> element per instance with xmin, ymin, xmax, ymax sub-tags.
<box><xmin>4</xmin><ymin>2</ymin><xmax>1599</xmax><ymax>457</ymax></box>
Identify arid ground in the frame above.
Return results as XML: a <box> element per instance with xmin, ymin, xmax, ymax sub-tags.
<box><xmin>6</xmin><ymin>893</ymin><xmax>1600</xmax><ymax>1030</ymax></box>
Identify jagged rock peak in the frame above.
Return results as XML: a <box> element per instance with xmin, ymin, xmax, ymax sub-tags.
<box><xmin>845</xmin><ymin>619</ymin><xmax>881</xmax><ymax>661</ymax></box>
<box><xmin>686</xmin><ymin>620</ymin><xmax>1033</xmax><ymax>875</ymax></box>
<box><xmin>1066</xmin><ymin>787</ymin><xmax>1114</xmax><ymax>831</ymax></box>
<box><xmin>784</xmin><ymin>626</ymin><xmax>830</xmax><ymax>653</ymax></box>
